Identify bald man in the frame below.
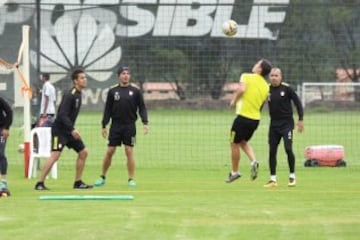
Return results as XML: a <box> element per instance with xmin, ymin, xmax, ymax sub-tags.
<box><xmin>264</xmin><ymin>68</ymin><xmax>304</xmax><ymax>187</ymax></box>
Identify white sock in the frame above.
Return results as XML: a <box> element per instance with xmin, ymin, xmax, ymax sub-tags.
<box><xmin>231</xmin><ymin>171</ymin><xmax>239</xmax><ymax>176</ymax></box>
<box><xmin>270</xmin><ymin>175</ymin><xmax>277</xmax><ymax>182</ymax></box>
<box><xmin>251</xmin><ymin>160</ymin><xmax>258</xmax><ymax>166</ymax></box>
<box><xmin>289</xmin><ymin>173</ymin><xmax>295</xmax><ymax>179</ymax></box>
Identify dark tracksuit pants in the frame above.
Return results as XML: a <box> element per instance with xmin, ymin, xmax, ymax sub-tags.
<box><xmin>0</xmin><ymin>129</ymin><xmax>8</xmax><ymax>175</ymax></box>
<box><xmin>268</xmin><ymin>119</ymin><xmax>295</xmax><ymax>175</ymax></box>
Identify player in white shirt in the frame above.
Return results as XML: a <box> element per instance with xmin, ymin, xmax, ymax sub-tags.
<box><xmin>39</xmin><ymin>73</ymin><xmax>56</xmax><ymax>127</ymax></box>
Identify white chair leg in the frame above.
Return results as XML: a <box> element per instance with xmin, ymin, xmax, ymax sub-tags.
<box><xmin>28</xmin><ymin>127</ymin><xmax>57</xmax><ymax>180</ymax></box>
<box><xmin>28</xmin><ymin>155</ymin><xmax>34</xmax><ymax>179</ymax></box>
<box><xmin>51</xmin><ymin>162</ymin><xmax>58</xmax><ymax>179</ymax></box>
<box><xmin>33</xmin><ymin>158</ymin><xmax>40</xmax><ymax>178</ymax></box>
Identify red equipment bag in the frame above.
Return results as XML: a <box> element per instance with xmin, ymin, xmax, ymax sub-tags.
<box><xmin>304</xmin><ymin>145</ymin><xmax>346</xmax><ymax>167</ymax></box>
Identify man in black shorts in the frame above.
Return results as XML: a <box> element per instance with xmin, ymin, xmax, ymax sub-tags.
<box><xmin>264</xmin><ymin>67</ymin><xmax>304</xmax><ymax>187</ymax></box>
<box><xmin>34</xmin><ymin>69</ymin><xmax>93</xmax><ymax>190</ymax></box>
<box><xmin>226</xmin><ymin>59</ymin><xmax>272</xmax><ymax>183</ymax></box>
<box><xmin>94</xmin><ymin>66</ymin><xmax>148</xmax><ymax>187</ymax></box>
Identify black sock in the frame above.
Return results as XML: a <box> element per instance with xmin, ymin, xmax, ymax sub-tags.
<box><xmin>100</xmin><ymin>175</ymin><xmax>106</xmax><ymax>180</ymax></box>
<box><xmin>128</xmin><ymin>178</ymin><xmax>133</xmax><ymax>182</ymax></box>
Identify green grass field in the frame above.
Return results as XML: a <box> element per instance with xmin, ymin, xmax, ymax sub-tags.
<box><xmin>1</xmin><ymin>109</ymin><xmax>360</xmax><ymax>239</ymax></box>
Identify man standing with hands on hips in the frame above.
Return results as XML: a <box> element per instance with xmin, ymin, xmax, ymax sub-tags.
<box><xmin>94</xmin><ymin>66</ymin><xmax>149</xmax><ymax>187</ymax></box>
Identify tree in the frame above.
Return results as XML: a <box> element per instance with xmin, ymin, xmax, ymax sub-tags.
<box><xmin>274</xmin><ymin>1</ymin><xmax>336</xmax><ymax>85</ymax></box>
<box><xmin>148</xmin><ymin>47</ymin><xmax>189</xmax><ymax>100</ymax></box>
<box><xmin>326</xmin><ymin>1</ymin><xmax>360</xmax><ymax>101</ymax></box>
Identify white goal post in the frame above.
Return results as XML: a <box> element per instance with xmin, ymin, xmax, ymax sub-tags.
<box><xmin>301</xmin><ymin>82</ymin><xmax>360</xmax><ymax>108</ymax></box>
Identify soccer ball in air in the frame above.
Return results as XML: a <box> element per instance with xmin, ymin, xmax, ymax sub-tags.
<box><xmin>222</xmin><ymin>20</ymin><xmax>238</xmax><ymax>37</ymax></box>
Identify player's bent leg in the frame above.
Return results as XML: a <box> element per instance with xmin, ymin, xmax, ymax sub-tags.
<box><xmin>35</xmin><ymin>151</ymin><xmax>61</xmax><ymax>190</ymax></box>
<box><xmin>225</xmin><ymin>143</ymin><xmax>242</xmax><ymax>183</ymax></box>
<box><xmin>94</xmin><ymin>146</ymin><xmax>116</xmax><ymax>187</ymax></box>
<box><xmin>75</xmin><ymin>148</ymin><xmax>88</xmax><ymax>180</ymax></box>
<box><xmin>103</xmin><ymin>146</ymin><xmax>116</xmax><ymax>174</ymax></box>
<box><xmin>125</xmin><ymin>145</ymin><xmax>136</xmax><ymax>187</ymax></box>
<box><xmin>230</xmin><ymin>143</ymin><xmax>240</xmax><ymax>172</ymax></box>
<box><xmin>73</xmin><ymin>149</ymin><xmax>93</xmax><ymax>189</ymax></box>
<box><xmin>240</xmin><ymin>141</ymin><xmax>259</xmax><ymax>181</ymax></box>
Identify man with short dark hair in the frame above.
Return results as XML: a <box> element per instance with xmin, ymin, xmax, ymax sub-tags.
<box><xmin>225</xmin><ymin>59</ymin><xmax>272</xmax><ymax>183</ymax></box>
<box><xmin>94</xmin><ymin>66</ymin><xmax>149</xmax><ymax>187</ymax></box>
<box><xmin>34</xmin><ymin>69</ymin><xmax>93</xmax><ymax>190</ymax></box>
<box><xmin>264</xmin><ymin>67</ymin><xmax>304</xmax><ymax>187</ymax></box>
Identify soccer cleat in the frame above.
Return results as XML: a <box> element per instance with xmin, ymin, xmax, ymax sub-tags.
<box><xmin>128</xmin><ymin>179</ymin><xmax>137</xmax><ymax>187</ymax></box>
<box><xmin>94</xmin><ymin>177</ymin><xmax>106</xmax><ymax>187</ymax></box>
<box><xmin>263</xmin><ymin>180</ymin><xmax>278</xmax><ymax>187</ymax></box>
<box><xmin>0</xmin><ymin>188</ymin><xmax>11</xmax><ymax>197</ymax></box>
<box><xmin>225</xmin><ymin>172</ymin><xmax>242</xmax><ymax>183</ymax></box>
<box><xmin>34</xmin><ymin>182</ymin><xmax>49</xmax><ymax>191</ymax></box>
<box><xmin>288</xmin><ymin>178</ymin><xmax>296</xmax><ymax>187</ymax></box>
<box><xmin>250</xmin><ymin>160</ymin><xmax>259</xmax><ymax>181</ymax></box>
<box><xmin>73</xmin><ymin>181</ymin><xmax>93</xmax><ymax>189</ymax></box>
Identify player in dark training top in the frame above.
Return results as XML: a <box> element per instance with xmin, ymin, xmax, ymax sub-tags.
<box><xmin>94</xmin><ymin>66</ymin><xmax>148</xmax><ymax>187</ymax></box>
<box><xmin>264</xmin><ymin>67</ymin><xmax>304</xmax><ymax>188</ymax></box>
<box><xmin>35</xmin><ymin>69</ymin><xmax>93</xmax><ymax>190</ymax></box>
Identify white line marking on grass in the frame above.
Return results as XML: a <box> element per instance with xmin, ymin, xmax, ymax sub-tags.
<box><xmin>0</xmin><ymin>216</ymin><xmax>12</xmax><ymax>222</ymax></box>
<box><xmin>182</xmin><ymin>217</ymin><xmax>360</xmax><ymax>225</ymax></box>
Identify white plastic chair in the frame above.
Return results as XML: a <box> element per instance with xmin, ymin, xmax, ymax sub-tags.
<box><xmin>28</xmin><ymin>127</ymin><xmax>57</xmax><ymax>179</ymax></box>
